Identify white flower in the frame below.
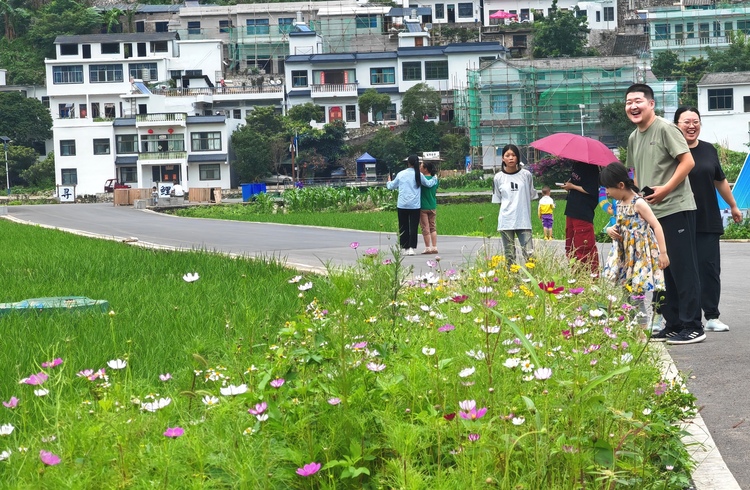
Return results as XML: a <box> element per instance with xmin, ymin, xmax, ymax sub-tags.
<box><xmin>0</xmin><ymin>450</ymin><xmax>10</xmax><ymax>461</ymax></box>
<box><xmin>420</xmin><ymin>305</ymin><xmax>431</xmax><ymax>312</ymax></box>
<box><xmin>220</xmin><ymin>384</ymin><xmax>248</xmax><ymax>396</ymax></box>
<box><xmin>141</xmin><ymin>397</ymin><xmax>171</xmax><ymax>412</ymax></box>
<box><xmin>256</xmin><ymin>414</ymin><xmax>269</xmax><ymax>422</ymax></box>
<box><xmin>107</xmin><ymin>359</ymin><xmax>127</xmax><ymax>370</ymax></box>
<box><xmin>34</xmin><ymin>389</ymin><xmax>49</xmax><ymax>397</ymax></box>
<box><xmin>643</xmin><ymin>408</ymin><xmax>652</xmax><ymax>416</ymax></box>
<box><xmin>620</xmin><ymin>353</ymin><xmax>634</xmax><ymax>363</ymax></box>
<box><xmin>460</xmin><ymin>305</ymin><xmax>473</xmax><ymax>314</ymax></box>
<box><xmin>288</xmin><ymin>275</ymin><xmax>303</xmax><ymax>283</ymax></box>
<box><xmin>477</xmin><ymin>286</ymin><xmax>493</xmax><ymax>293</ymax></box>
<box><xmin>405</xmin><ymin>315</ymin><xmax>421</xmax><ymax>323</ymax></box>
<box><xmin>466</xmin><ymin>349</ymin><xmax>486</xmax><ymax>360</ymax></box>
<box><xmin>522</xmin><ymin>375</ymin><xmax>534</xmax><ymax>382</ymax></box>
<box><xmin>0</xmin><ymin>424</ymin><xmax>14</xmax><ymax>436</ymax></box>
<box><xmin>521</xmin><ymin>361</ymin><xmax>535</xmax><ymax>373</ymax></box>
<box><xmin>458</xmin><ymin>367</ymin><xmax>476</xmax><ymax>378</ymax></box>
<box><xmin>202</xmin><ymin>395</ymin><xmax>219</xmax><ymax>406</ymax></box>
<box><xmin>422</xmin><ymin>347</ymin><xmax>436</xmax><ymax>356</ymax></box>
<box><xmin>183</xmin><ymin>272</ymin><xmax>200</xmax><ymax>282</ymax></box>
<box><xmin>481</xmin><ymin>325</ymin><xmax>501</xmax><ymax>334</ymax></box>
<box><xmin>589</xmin><ymin>309</ymin><xmax>605</xmax><ymax>318</ymax></box>
<box><xmin>459</xmin><ymin>400</ymin><xmax>476</xmax><ymax>411</ymax></box>
<box><xmin>533</xmin><ymin>368</ymin><xmax>553</xmax><ymax>380</ymax></box>
<box><xmin>41</xmin><ymin>435</ymin><xmax>56</xmax><ymax>443</ymax></box>
<box><xmin>512</xmin><ymin>416</ymin><xmax>525</xmax><ymax>426</ymax></box>
<box><xmin>504</xmin><ymin>357</ymin><xmax>520</xmax><ymax>368</ymax></box>
<box><xmin>298</xmin><ymin>282</ymin><xmax>313</xmax><ymax>291</ymax></box>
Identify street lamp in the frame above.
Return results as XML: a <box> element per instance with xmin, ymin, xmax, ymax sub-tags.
<box><xmin>578</xmin><ymin>104</ymin><xmax>587</xmax><ymax>136</ymax></box>
<box><xmin>0</xmin><ymin>136</ymin><xmax>10</xmax><ymax>197</ymax></box>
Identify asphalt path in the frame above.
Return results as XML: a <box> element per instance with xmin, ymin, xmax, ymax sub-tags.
<box><xmin>4</xmin><ymin>203</ymin><xmax>750</xmax><ymax>488</ymax></box>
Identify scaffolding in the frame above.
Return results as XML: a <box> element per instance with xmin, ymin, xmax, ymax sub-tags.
<box><xmin>453</xmin><ymin>55</ymin><xmax>682</xmax><ymax>168</ymax></box>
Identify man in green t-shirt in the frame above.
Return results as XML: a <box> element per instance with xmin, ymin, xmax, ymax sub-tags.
<box><xmin>624</xmin><ymin>83</ymin><xmax>704</xmax><ymax>345</ymax></box>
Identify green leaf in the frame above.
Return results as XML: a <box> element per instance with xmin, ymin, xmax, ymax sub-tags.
<box><xmin>438</xmin><ymin>357</ymin><xmax>454</xmax><ymax>369</ymax></box>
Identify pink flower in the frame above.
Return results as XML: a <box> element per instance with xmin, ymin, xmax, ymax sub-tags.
<box><xmin>296</xmin><ymin>462</ymin><xmax>321</xmax><ymax>477</ymax></box>
<box><xmin>451</xmin><ymin>295</ymin><xmax>468</xmax><ymax>303</ymax></box>
<box><xmin>459</xmin><ymin>406</ymin><xmax>488</xmax><ymax>421</ymax></box>
<box><xmin>159</xmin><ymin>373</ymin><xmax>172</xmax><ymax>382</ymax></box>
<box><xmin>350</xmin><ymin>242</ymin><xmax>359</xmax><ymax>249</ymax></box>
<box><xmin>351</xmin><ymin>341</ymin><xmax>368</xmax><ymax>350</ymax></box>
<box><xmin>382</xmin><ymin>259</ymin><xmax>393</xmax><ymax>265</ymax></box>
<box><xmin>76</xmin><ymin>369</ymin><xmax>94</xmax><ymax>378</ymax></box>
<box><xmin>2</xmin><ymin>397</ymin><xmax>18</xmax><ymax>409</ymax></box>
<box><xmin>39</xmin><ymin>450</ymin><xmax>61</xmax><ymax>466</ymax></box>
<box><xmin>538</xmin><ymin>281</ymin><xmax>564</xmax><ymax>295</ymax></box>
<box><xmin>163</xmin><ymin>427</ymin><xmax>184</xmax><ymax>438</ymax></box>
<box><xmin>468</xmin><ymin>433</ymin><xmax>480</xmax><ymax>442</ymax></box>
<box><xmin>248</xmin><ymin>402</ymin><xmax>268</xmax><ymax>415</ymax></box>
<box><xmin>483</xmin><ymin>299</ymin><xmax>498</xmax><ymax>308</ymax></box>
<box><xmin>327</xmin><ymin>397</ymin><xmax>341</xmax><ymax>405</ymax></box>
<box><xmin>270</xmin><ymin>378</ymin><xmax>285</xmax><ymax>388</ymax></box>
<box><xmin>21</xmin><ymin>372</ymin><xmax>48</xmax><ymax>385</ymax></box>
<box><xmin>41</xmin><ymin>358</ymin><xmax>63</xmax><ymax>368</ymax></box>
<box><xmin>438</xmin><ymin>324</ymin><xmax>455</xmax><ymax>332</ymax></box>
<box><xmin>569</xmin><ymin>287</ymin><xmax>585</xmax><ymax>295</ymax></box>
<box><xmin>365</xmin><ymin>248</ymin><xmax>378</xmax><ymax>256</ymax></box>
<box><xmin>366</xmin><ymin>362</ymin><xmax>386</xmax><ymax>372</ymax></box>
<box><xmin>654</xmin><ymin>382</ymin><xmax>668</xmax><ymax>396</ymax></box>
<box><xmin>443</xmin><ymin>413</ymin><xmax>456</xmax><ymax>421</ymax></box>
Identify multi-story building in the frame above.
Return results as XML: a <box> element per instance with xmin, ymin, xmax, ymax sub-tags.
<box><xmin>648</xmin><ymin>3</ymin><xmax>750</xmax><ymax>61</ymax></box>
<box><xmin>697</xmin><ymin>71</ymin><xmax>750</xmax><ymax>152</ymax></box>
<box><xmin>284</xmin><ymin>22</ymin><xmax>507</xmax><ymax>128</ymax></box>
<box><xmin>45</xmin><ymin>32</ymin><xmax>240</xmax><ymax>196</ymax></box>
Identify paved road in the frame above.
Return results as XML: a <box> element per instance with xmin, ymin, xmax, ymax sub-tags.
<box><xmin>4</xmin><ymin>203</ymin><xmax>749</xmax><ymax>488</ymax></box>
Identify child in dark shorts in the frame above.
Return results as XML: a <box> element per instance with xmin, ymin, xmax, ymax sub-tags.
<box><xmin>537</xmin><ymin>186</ymin><xmax>555</xmax><ymax>240</ymax></box>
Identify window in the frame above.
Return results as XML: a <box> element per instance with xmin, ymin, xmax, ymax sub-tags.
<box><xmin>60</xmin><ymin>140</ymin><xmax>76</xmax><ymax>156</ymax></box>
<box><xmin>725</xmin><ymin>21</ymin><xmax>734</xmax><ymax>37</ymax></box>
<box><xmin>595</xmin><ymin>11</ymin><xmax>600</xmax><ymax>22</ymax></box>
<box><xmin>674</xmin><ymin>24</ymin><xmax>683</xmax><ymax>43</ymax></box>
<box><xmin>116</xmin><ymin>134</ymin><xmax>138</xmax><ymax>154</ymax></box>
<box><xmin>151</xmin><ymin>41</ymin><xmax>168</xmax><ymax>53</ymax></box>
<box><xmin>564</xmin><ymin>70</ymin><xmax>582</xmax><ymax>79</ymax></box>
<box><xmin>402</xmin><ymin>61</ymin><xmax>422</xmax><ymax>81</ymax></box>
<box><xmin>490</xmin><ymin>94</ymin><xmax>512</xmax><ymax>114</ymax></box>
<box><xmin>185</xmin><ymin>70</ymin><xmax>203</xmax><ymax>77</ymax></box>
<box><xmin>60</xmin><ymin>44</ymin><xmax>78</xmax><ymax>56</ymax></box>
<box><xmin>744</xmin><ymin>96</ymin><xmax>750</xmax><ymax>112</ymax></box>
<box><xmin>191</xmin><ymin>132</ymin><xmax>222</xmax><ymax>151</ymax></box>
<box><xmin>90</xmin><ymin>64</ymin><xmax>124</xmax><ymax>83</ymax></box>
<box><xmin>699</xmin><ymin>23</ymin><xmax>709</xmax><ymax>41</ymax></box>
<box><xmin>708</xmin><ymin>88</ymin><xmax>733</xmax><ymax>110</ymax></box>
<box><xmin>346</xmin><ymin>105</ymin><xmax>357</xmax><ymax>122</ymax></box>
<box><xmin>380</xmin><ymin>103</ymin><xmax>397</xmax><ymax>121</ymax></box>
<box><xmin>457</xmin><ymin>3</ymin><xmax>473</xmax><ymax>17</ymax></box>
<box><xmin>512</xmin><ymin>34</ymin><xmax>527</xmax><ymax>47</ymax></box>
<box><xmin>520</xmin><ymin>8</ymin><xmax>530</xmax><ymax>21</ymax></box>
<box><xmin>155</xmin><ymin>21</ymin><xmax>168</xmax><ymax>32</ymax></box>
<box><xmin>279</xmin><ymin>17</ymin><xmax>294</xmax><ymax>33</ymax></box>
<box><xmin>219</xmin><ymin>20</ymin><xmax>231</xmax><ymax>33</ymax></box>
<box><xmin>101</xmin><ymin>43</ymin><xmax>120</xmax><ymax>54</ymax></box>
<box><xmin>355</xmin><ymin>15</ymin><xmax>377</xmax><ymax>29</ymax></box>
<box><xmin>129</xmin><ymin>63</ymin><xmax>158</xmax><ymax>81</ymax></box>
<box><xmin>52</xmin><ymin>65</ymin><xmax>83</xmax><ymax>84</ymax></box>
<box><xmin>61</xmin><ymin>169</ymin><xmax>77</xmax><ymax>185</ymax></box>
<box><xmin>686</xmin><ymin>22</ymin><xmax>694</xmax><ymax>38</ymax></box>
<box><xmin>654</xmin><ymin>24</ymin><xmax>670</xmax><ymax>41</ymax></box>
<box><xmin>292</xmin><ymin>70</ymin><xmax>308</xmax><ymax>87</ymax></box>
<box><xmin>713</xmin><ymin>21</ymin><xmax>722</xmax><ymax>37</ymax></box>
<box><xmin>199</xmin><ymin>164</ymin><xmax>221</xmax><ymax>180</ymax></box>
<box><xmin>603</xmin><ymin>7</ymin><xmax>614</xmax><ymax>22</ymax></box>
<box><xmin>187</xmin><ymin>21</ymin><xmax>201</xmax><ymax>35</ymax></box>
<box><xmin>136</xmin><ymin>21</ymin><xmax>145</xmax><ymax>33</ymax></box>
<box><xmin>233</xmin><ymin>109</ymin><xmax>241</xmax><ymax>119</ymax></box>
<box><xmin>246</xmin><ymin>19</ymin><xmax>270</xmax><ymax>35</ymax></box>
<box><xmin>141</xmin><ymin>134</ymin><xmax>184</xmax><ymax>153</ymax></box>
<box><xmin>370</xmin><ymin>67</ymin><xmax>395</xmax><ymax>84</ymax></box>
<box><xmin>120</xmin><ymin>166</ymin><xmax>137</xmax><ymax>183</ymax></box>
<box><xmin>41</xmin><ymin>96</ymin><xmax>50</xmax><ymax>108</ymax></box>
<box><xmin>435</xmin><ymin>3</ymin><xmax>444</xmax><ymax>18</ymax></box>
<box><xmin>576</xmin><ymin>9</ymin><xmax>587</xmax><ymax>18</ymax></box>
<box><xmin>602</xmin><ymin>68</ymin><xmax>622</xmax><ymax>78</ymax></box>
<box><xmin>93</xmin><ymin>139</ymin><xmax>111</xmax><ymax>155</ymax></box>
<box><xmin>425</xmin><ymin>60</ymin><xmax>448</xmax><ymax>80</ymax></box>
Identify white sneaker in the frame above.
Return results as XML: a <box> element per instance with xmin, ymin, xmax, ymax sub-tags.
<box><xmin>706</xmin><ymin>318</ymin><xmax>729</xmax><ymax>332</ymax></box>
<box><xmin>650</xmin><ymin>314</ymin><xmax>664</xmax><ymax>333</ymax></box>
<box><xmin>406</xmin><ymin>248</ymin><xmax>415</xmax><ymax>256</ymax></box>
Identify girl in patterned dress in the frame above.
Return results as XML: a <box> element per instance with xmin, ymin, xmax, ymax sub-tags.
<box><xmin>601</xmin><ymin>162</ymin><xmax>670</xmax><ymax>327</ymax></box>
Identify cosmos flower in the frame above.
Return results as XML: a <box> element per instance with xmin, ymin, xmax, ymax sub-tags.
<box><xmin>159</xmin><ymin>373</ymin><xmax>172</xmax><ymax>382</ymax></box>
<box><xmin>248</xmin><ymin>402</ymin><xmax>268</xmax><ymax>415</ymax></box>
<box><xmin>288</xmin><ymin>275</ymin><xmax>303</xmax><ymax>283</ymax></box>
<box><xmin>538</xmin><ymin>281</ymin><xmax>564</xmax><ymax>295</ymax></box>
<box><xmin>141</xmin><ymin>397</ymin><xmax>171</xmax><ymax>412</ymax></box>
<box><xmin>41</xmin><ymin>358</ymin><xmax>63</xmax><ymax>368</ymax></box>
<box><xmin>328</xmin><ymin>397</ymin><xmax>341</xmax><ymax>405</ymax></box>
<box><xmin>421</xmin><ymin>347</ymin><xmax>436</xmax><ymax>356</ymax></box>
<box><xmin>107</xmin><ymin>359</ymin><xmax>127</xmax><ymax>370</ymax></box>
<box><xmin>39</xmin><ymin>450</ymin><xmax>60</xmax><ymax>466</ymax></box>
<box><xmin>298</xmin><ymin>282</ymin><xmax>313</xmax><ymax>291</ymax></box>
<box><xmin>34</xmin><ymin>389</ymin><xmax>49</xmax><ymax>397</ymax></box>
<box><xmin>0</xmin><ymin>424</ymin><xmax>14</xmax><ymax>436</ymax></box>
<box><xmin>451</xmin><ymin>295</ymin><xmax>468</xmax><ymax>303</ymax></box>
<box><xmin>296</xmin><ymin>462</ymin><xmax>321</xmax><ymax>477</ymax></box>
<box><xmin>364</xmin><ymin>248</ymin><xmax>378</xmax><ymax>256</ymax></box>
<box><xmin>534</xmin><ymin>368</ymin><xmax>553</xmax><ymax>380</ymax></box>
<box><xmin>349</xmin><ymin>242</ymin><xmax>359</xmax><ymax>249</ymax></box>
<box><xmin>182</xmin><ymin>272</ymin><xmax>200</xmax><ymax>283</ymax></box>
<box><xmin>438</xmin><ymin>324</ymin><xmax>455</xmax><ymax>332</ymax></box>
<box><xmin>202</xmin><ymin>395</ymin><xmax>219</xmax><ymax>406</ymax></box>
<box><xmin>270</xmin><ymin>378</ymin><xmax>285</xmax><ymax>388</ymax></box>
<box><xmin>458</xmin><ymin>367</ymin><xmax>476</xmax><ymax>378</ymax></box>
<box><xmin>163</xmin><ymin>427</ymin><xmax>184</xmax><ymax>438</ymax></box>
<box><xmin>459</xmin><ymin>406</ymin><xmax>487</xmax><ymax>421</ymax></box>
<box><xmin>512</xmin><ymin>416</ymin><xmax>525</xmax><ymax>425</ymax></box>
<box><xmin>220</xmin><ymin>384</ymin><xmax>248</xmax><ymax>396</ymax></box>
<box><xmin>366</xmin><ymin>362</ymin><xmax>386</xmax><ymax>372</ymax></box>
<box><xmin>468</xmin><ymin>433</ymin><xmax>480</xmax><ymax>442</ymax></box>
<box><xmin>20</xmin><ymin>372</ymin><xmax>48</xmax><ymax>385</ymax></box>
<box><xmin>2</xmin><ymin>397</ymin><xmax>19</xmax><ymax>409</ymax></box>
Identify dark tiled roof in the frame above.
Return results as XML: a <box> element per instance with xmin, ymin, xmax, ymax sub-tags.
<box><xmin>55</xmin><ymin>33</ymin><xmax>179</xmax><ymax>44</ymax></box>
<box><xmin>187</xmin><ymin>115</ymin><xmax>225</xmax><ymax>124</ymax></box>
<box><xmin>358</xmin><ymin>87</ymin><xmax>400</xmax><ymax>95</ymax></box>
<box><xmin>114</xmin><ymin>118</ymin><xmax>136</xmax><ymax>127</ymax></box>
<box><xmin>115</xmin><ymin>156</ymin><xmax>138</xmax><ymax>165</ymax></box>
<box><xmin>611</xmin><ymin>35</ymin><xmax>649</xmax><ymax>56</ymax></box>
<box><xmin>188</xmin><ymin>153</ymin><xmax>228</xmax><ymax>163</ymax></box>
<box><xmin>387</xmin><ymin>7</ymin><xmax>432</xmax><ymax>16</ymax></box>
<box><xmin>699</xmin><ymin>72</ymin><xmax>750</xmax><ymax>85</ymax></box>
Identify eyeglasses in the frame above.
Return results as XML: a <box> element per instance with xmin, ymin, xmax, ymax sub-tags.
<box><xmin>678</xmin><ymin>120</ymin><xmax>701</xmax><ymax>127</ymax></box>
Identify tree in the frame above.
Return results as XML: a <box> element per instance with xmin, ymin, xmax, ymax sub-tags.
<box><xmin>651</xmin><ymin>51</ymin><xmax>681</xmax><ymax>80</ymax></box>
<box><xmin>287</xmin><ymin>103</ymin><xmax>324</xmax><ymax>125</ymax></box>
<box><xmin>358</xmin><ymin>88</ymin><xmax>391</xmax><ymax>123</ymax></box>
<box><xmin>707</xmin><ymin>32</ymin><xmax>750</xmax><ymax>72</ymax></box>
<box><xmin>245</xmin><ymin>106</ymin><xmax>285</xmax><ymax>138</ymax></box>
<box><xmin>231</xmin><ymin>130</ymin><xmax>272</xmax><ymax>183</ymax></box>
<box><xmin>0</xmin><ymin>92</ymin><xmax>52</xmax><ymax>148</ymax></box>
<box><xmin>400</xmin><ymin>83</ymin><xmax>441</xmax><ymax>122</ymax></box>
<box><xmin>26</xmin><ymin>0</ymin><xmax>101</xmax><ymax>59</ymax></box>
<box><xmin>3</xmin><ymin>144</ymin><xmax>38</xmax><ymax>188</ymax></box>
<box><xmin>314</xmin><ymin>120</ymin><xmax>348</xmax><ymax>166</ymax></box>
<box><xmin>20</xmin><ymin>151</ymin><xmax>54</xmax><ymax>188</ymax></box>
<box><xmin>365</xmin><ymin>127</ymin><xmax>407</xmax><ymax>175</ymax></box>
<box><xmin>598</xmin><ymin>102</ymin><xmax>633</xmax><ymax>149</ymax></box>
<box><xmin>102</xmin><ymin>7</ymin><xmax>124</xmax><ymax>33</ymax></box>
<box><xmin>402</xmin><ymin>119</ymin><xmax>440</xmax><ymax>155</ymax></box>
<box><xmin>532</xmin><ymin>0</ymin><xmax>590</xmax><ymax>58</ymax></box>
<box><xmin>0</xmin><ymin>38</ymin><xmax>46</xmax><ymax>84</ymax></box>
<box><xmin>440</xmin><ymin>133</ymin><xmax>470</xmax><ymax>170</ymax></box>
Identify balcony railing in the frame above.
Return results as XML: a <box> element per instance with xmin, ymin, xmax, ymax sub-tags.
<box><xmin>136</xmin><ymin>113</ymin><xmax>187</xmax><ymax>123</ymax></box>
<box><xmin>311</xmin><ymin>83</ymin><xmax>359</xmax><ymax>95</ymax></box>
<box><xmin>651</xmin><ymin>35</ymin><xmax>731</xmax><ymax>48</ymax></box>
<box><xmin>139</xmin><ymin>151</ymin><xmax>187</xmax><ymax>160</ymax></box>
<box><xmin>150</xmin><ymin>86</ymin><xmax>283</xmax><ymax>96</ymax></box>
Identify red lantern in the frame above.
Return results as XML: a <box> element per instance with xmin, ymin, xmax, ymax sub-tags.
<box><xmin>148</xmin><ymin>129</ymin><xmax>154</xmax><ymax>134</ymax></box>
<box><xmin>168</xmin><ymin>128</ymin><xmax>174</xmax><ymax>134</ymax></box>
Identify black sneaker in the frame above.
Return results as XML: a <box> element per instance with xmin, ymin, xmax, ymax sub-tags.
<box><xmin>666</xmin><ymin>329</ymin><xmax>706</xmax><ymax>345</ymax></box>
<box><xmin>649</xmin><ymin>329</ymin><xmax>678</xmax><ymax>342</ymax></box>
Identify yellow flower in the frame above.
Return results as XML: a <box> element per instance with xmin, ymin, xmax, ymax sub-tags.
<box><xmin>505</xmin><ymin>290</ymin><xmax>514</xmax><ymax>298</ymax></box>
<box><xmin>510</xmin><ymin>264</ymin><xmax>521</xmax><ymax>273</ymax></box>
<box><xmin>525</xmin><ymin>261</ymin><xmax>535</xmax><ymax>269</ymax></box>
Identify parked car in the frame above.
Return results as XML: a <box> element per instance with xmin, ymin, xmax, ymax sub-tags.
<box><xmin>104</xmin><ymin>179</ymin><xmax>131</xmax><ymax>193</ymax></box>
<box><xmin>263</xmin><ymin>174</ymin><xmax>293</xmax><ymax>185</ymax></box>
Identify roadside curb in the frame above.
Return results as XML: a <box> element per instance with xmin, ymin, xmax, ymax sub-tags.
<box><xmin>655</xmin><ymin>343</ymin><xmax>742</xmax><ymax>489</ymax></box>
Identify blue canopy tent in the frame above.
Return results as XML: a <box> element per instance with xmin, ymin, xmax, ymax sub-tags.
<box><xmin>718</xmin><ymin>152</ymin><xmax>750</xmax><ymax>226</ymax></box>
<box><xmin>356</xmin><ymin>152</ymin><xmax>377</xmax><ymax>178</ymax></box>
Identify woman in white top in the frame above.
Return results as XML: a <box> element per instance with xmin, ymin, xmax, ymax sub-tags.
<box><xmin>387</xmin><ymin>155</ymin><xmax>439</xmax><ymax>255</ymax></box>
<box><xmin>492</xmin><ymin>144</ymin><xmax>537</xmax><ymax>265</ymax></box>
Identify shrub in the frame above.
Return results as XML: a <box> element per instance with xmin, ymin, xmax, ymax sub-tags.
<box><xmin>526</xmin><ymin>157</ymin><xmax>573</xmax><ymax>187</ymax></box>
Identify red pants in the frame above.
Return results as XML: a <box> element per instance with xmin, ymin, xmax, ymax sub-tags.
<box><xmin>565</xmin><ymin>217</ymin><xmax>599</xmax><ymax>272</ymax></box>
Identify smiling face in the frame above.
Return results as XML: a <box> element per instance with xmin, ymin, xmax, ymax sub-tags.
<box><xmin>625</xmin><ymin>91</ymin><xmax>656</xmax><ymax>129</ymax></box>
<box><xmin>676</xmin><ymin>110</ymin><xmax>701</xmax><ymax>147</ymax></box>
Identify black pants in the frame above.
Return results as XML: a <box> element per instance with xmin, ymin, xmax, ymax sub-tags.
<box><xmin>397</xmin><ymin>208</ymin><xmax>421</xmax><ymax>250</ymax></box>
<box><xmin>696</xmin><ymin>232</ymin><xmax>722</xmax><ymax>320</ymax></box>
<box><xmin>659</xmin><ymin>211</ymin><xmax>702</xmax><ymax>332</ymax></box>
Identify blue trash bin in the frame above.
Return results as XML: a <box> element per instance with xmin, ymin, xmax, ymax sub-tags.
<box><xmin>258</xmin><ymin>183</ymin><xmax>267</xmax><ymax>194</ymax></box>
<box><xmin>240</xmin><ymin>183</ymin><xmax>254</xmax><ymax>202</ymax></box>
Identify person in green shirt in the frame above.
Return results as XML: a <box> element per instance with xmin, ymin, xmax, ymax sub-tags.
<box><xmin>419</xmin><ymin>161</ymin><xmax>439</xmax><ymax>254</ymax></box>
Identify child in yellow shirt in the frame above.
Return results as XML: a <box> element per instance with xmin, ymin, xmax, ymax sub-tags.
<box><xmin>538</xmin><ymin>186</ymin><xmax>555</xmax><ymax>240</ymax></box>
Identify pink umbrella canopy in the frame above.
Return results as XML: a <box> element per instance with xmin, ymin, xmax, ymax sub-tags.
<box><xmin>529</xmin><ymin>133</ymin><xmax>619</xmax><ymax>167</ymax></box>
<box><xmin>489</xmin><ymin>10</ymin><xmax>518</xmax><ymax>19</ymax></box>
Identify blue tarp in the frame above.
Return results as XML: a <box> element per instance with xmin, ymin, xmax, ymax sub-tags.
<box><xmin>356</xmin><ymin>152</ymin><xmax>377</xmax><ymax>163</ymax></box>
